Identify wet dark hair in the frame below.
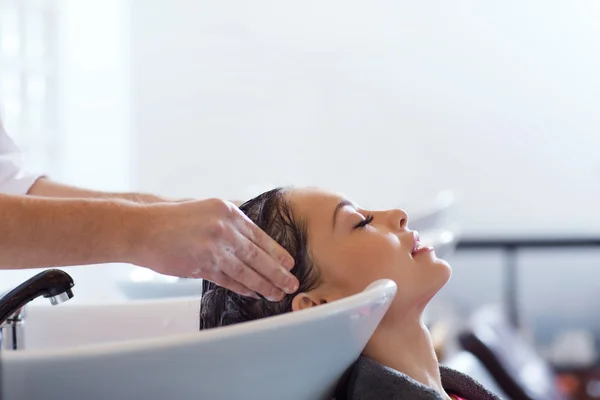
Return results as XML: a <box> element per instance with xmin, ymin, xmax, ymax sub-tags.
<box><xmin>199</xmin><ymin>187</ymin><xmax>321</xmax><ymax>330</ymax></box>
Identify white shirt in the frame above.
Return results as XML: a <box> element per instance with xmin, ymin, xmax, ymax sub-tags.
<box><xmin>0</xmin><ymin>118</ymin><xmax>43</xmax><ymax>195</ymax></box>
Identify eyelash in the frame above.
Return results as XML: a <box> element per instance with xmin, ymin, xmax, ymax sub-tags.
<box><xmin>354</xmin><ymin>214</ymin><xmax>374</xmax><ymax>229</ymax></box>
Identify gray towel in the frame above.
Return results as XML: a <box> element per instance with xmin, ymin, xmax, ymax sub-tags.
<box><xmin>339</xmin><ymin>356</ymin><xmax>502</xmax><ymax>399</ymax></box>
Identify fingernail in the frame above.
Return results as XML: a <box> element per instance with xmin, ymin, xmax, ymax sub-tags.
<box><xmin>267</xmin><ymin>290</ymin><xmax>285</xmax><ymax>302</ymax></box>
<box><xmin>281</xmin><ymin>256</ymin><xmax>295</xmax><ymax>270</ymax></box>
<box><xmin>281</xmin><ymin>270</ymin><xmax>297</xmax><ymax>294</ymax></box>
<box><xmin>284</xmin><ymin>278</ymin><xmax>299</xmax><ymax>294</ymax></box>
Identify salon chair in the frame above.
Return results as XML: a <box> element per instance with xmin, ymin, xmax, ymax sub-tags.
<box><xmin>1</xmin><ymin>279</ymin><xmax>396</xmax><ymax>400</ymax></box>
<box><xmin>458</xmin><ymin>304</ymin><xmax>565</xmax><ymax>400</ymax></box>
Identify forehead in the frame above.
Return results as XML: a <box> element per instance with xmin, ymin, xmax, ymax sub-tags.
<box><xmin>285</xmin><ymin>187</ymin><xmax>346</xmax><ymax>229</ymax></box>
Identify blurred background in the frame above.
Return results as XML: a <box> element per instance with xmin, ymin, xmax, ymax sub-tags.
<box><xmin>2</xmin><ymin>0</ymin><xmax>600</xmax><ymax>398</ymax></box>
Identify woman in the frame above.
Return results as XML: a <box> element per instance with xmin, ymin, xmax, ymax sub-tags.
<box><xmin>200</xmin><ymin>187</ymin><xmax>500</xmax><ymax>400</ymax></box>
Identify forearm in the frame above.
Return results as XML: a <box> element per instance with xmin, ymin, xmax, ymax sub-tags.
<box><xmin>27</xmin><ymin>178</ymin><xmax>169</xmax><ymax>203</ymax></box>
<box><xmin>0</xmin><ymin>193</ymin><xmax>146</xmax><ymax>270</ymax></box>
<box><xmin>28</xmin><ymin>178</ymin><xmax>244</xmax><ymax>206</ymax></box>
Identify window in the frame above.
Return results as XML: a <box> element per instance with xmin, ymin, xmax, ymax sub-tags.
<box><xmin>0</xmin><ymin>0</ymin><xmax>59</xmax><ymax>175</ymax></box>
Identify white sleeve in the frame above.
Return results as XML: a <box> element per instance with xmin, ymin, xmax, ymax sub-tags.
<box><xmin>0</xmin><ymin>119</ymin><xmax>44</xmax><ymax>195</ymax></box>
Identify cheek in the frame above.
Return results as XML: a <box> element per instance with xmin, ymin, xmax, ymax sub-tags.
<box><xmin>326</xmin><ymin>234</ymin><xmax>406</xmax><ymax>294</ymax></box>
<box><xmin>356</xmin><ymin>232</ymin><xmax>405</xmax><ymax>269</ymax></box>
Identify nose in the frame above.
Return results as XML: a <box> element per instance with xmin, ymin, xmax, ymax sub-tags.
<box><xmin>384</xmin><ymin>208</ymin><xmax>408</xmax><ymax>231</ymax></box>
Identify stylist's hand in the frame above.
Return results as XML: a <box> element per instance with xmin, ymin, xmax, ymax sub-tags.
<box><xmin>132</xmin><ymin>198</ymin><xmax>298</xmax><ymax>301</ymax></box>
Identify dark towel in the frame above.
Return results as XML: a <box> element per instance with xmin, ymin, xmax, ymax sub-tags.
<box><xmin>337</xmin><ymin>356</ymin><xmax>502</xmax><ymax>399</ymax></box>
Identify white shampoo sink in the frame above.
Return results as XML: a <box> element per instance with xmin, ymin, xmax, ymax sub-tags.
<box><xmin>22</xmin><ymin>296</ymin><xmax>203</xmax><ymax>350</ymax></box>
<box><xmin>1</xmin><ymin>279</ymin><xmax>397</xmax><ymax>400</ymax></box>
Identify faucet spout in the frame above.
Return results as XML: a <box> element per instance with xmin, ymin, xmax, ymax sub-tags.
<box><xmin>0</xmin><ymin>269</ymin><xmax>75</xmax><ymax>326</ymax></box>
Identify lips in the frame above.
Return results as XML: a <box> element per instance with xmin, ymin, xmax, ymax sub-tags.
<box><xmin>412</xmin><ymin>232</ymin><xmax>421</xmax><ymax>254</ymax></box>
<box><xmin>411</xmin><ymin>231</ymin><xmax>434</xmax><ymax>256</ymax></box>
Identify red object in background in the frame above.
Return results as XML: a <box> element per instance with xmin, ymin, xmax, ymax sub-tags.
<box><xmin>556</xmin><ymin>373</ymin><xmax>580</xmax><ymax>398</ymax></box>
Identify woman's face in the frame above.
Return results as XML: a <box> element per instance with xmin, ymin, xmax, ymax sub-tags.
<box><xmin>287</xmin><ymin>188</ymin><xmax>451</xmax><ymax>316</ymax></box>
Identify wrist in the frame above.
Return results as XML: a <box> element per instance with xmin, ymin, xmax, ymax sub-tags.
<box><xmin>113</xmin><ymin>201</ymin><xmax>153</xmax><ymax>265</ymax></box>
<box><xmin>118</xmin><ymin>201</ymin><xmax>171</xmax><ymax>266</ymax></box>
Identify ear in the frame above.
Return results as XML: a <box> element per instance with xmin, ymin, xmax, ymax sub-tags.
<box><xmin>291</xmin><ymin>291</ymin><xmax>327</xmax><ymax>312</ymax></box>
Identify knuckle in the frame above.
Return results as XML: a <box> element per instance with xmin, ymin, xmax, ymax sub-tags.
<box><xmin>208</xmin><ymin>219</ymin><xmax>228</xmax><ymax>237</ymax></box>
<box><xmin>244</xmin><ymin>244</ymin><xmax>260</xmax><ymax>261</ymax></box>
<box><xmin>206</xmin><ymin>198</ymin><xmax>233</xmax><ymax>216</ymax></box>
<box><xmin>227</xmin><ymin>261</ymin><xmax>244</xmax><ymax>276</ymax></box>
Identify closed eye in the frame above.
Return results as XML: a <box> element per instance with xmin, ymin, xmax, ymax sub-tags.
<box><xmin>354</xmin><ymin>214</ymin><xmax>374</xmax><ymax>229</ymax></box>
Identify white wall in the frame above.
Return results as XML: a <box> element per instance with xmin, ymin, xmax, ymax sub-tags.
<box><xmin>131</xmin><ymin>0</ymin><xmax>600</xmax><ymax>237</ymax></box>
<box><xmin>56</xmin><ymin>0</ymin><xmax>131</xmax><ymax>191</ymax></box>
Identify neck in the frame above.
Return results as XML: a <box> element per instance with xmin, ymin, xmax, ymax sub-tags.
<box><xmin>363</xmin><ymin>307</ymin><xmax>452</xmax><ymax>400</ymax></box>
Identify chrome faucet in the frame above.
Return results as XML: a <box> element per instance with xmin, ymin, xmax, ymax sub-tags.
<box><xmin>0</xmin><ymin>269</ymin><xmax>75</xmax><ymax>351</ymax></box>
<box><xmin>1</xmin><ymin>304</ymin><xmax>27</xmax><ymax>351</ymax></box>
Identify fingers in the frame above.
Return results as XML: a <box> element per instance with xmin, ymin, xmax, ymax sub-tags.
<box><xmin>222</xmin><ymin>253</ymin><xmax>287</xmax><ymax>301</ymax></box>
<box><xmin>236</xmin><ymin>209</ymin><xmax>296</xmax><ymax>271</ymax></box>
<box><xmin>232</xmin><ymin>229</ymin><xmax>299</xmax><ymax>295</ymax></box>
<box><xmin>189</xmin><ymin>200</ymin><xmax>297</xmax><ymax>301</ymax></box>
<box><xmin>208</xmin><ymin>273</ymin><xmax>259</xmax><ymax>299</ymax></box>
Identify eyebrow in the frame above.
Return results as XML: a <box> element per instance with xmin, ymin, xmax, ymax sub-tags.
<box><xmin>332</xmin><ymin>199</ymin><xmax>354</xmax><ymax>230</ymax></box>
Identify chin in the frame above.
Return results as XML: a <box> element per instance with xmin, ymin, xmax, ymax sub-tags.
<box><xmin>420</xmin><ymin>257</ymin><xmax>452</xmax><ymax>304</ymax></box>
<box><xmin>387</xmin><ymin>255</ymin><xmax>453</xmax><ymax>312</ymax></box>
<box><xmin>436</xmin><ymin>257</ymin><xmax>452</xmax><ymax>280</ymax></box>
<box><xmin>418</xmin><ymin>250</ymin><xmax>452</xmax><ymax>277</ymax></box>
